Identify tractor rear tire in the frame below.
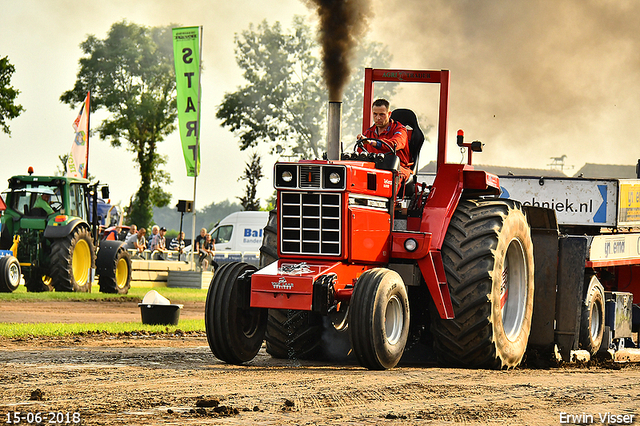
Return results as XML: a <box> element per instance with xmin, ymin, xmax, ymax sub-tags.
<box><xmin>433</xmin><ymin>199</ymin><xmax>534</xmax><ymax>369</ymax></box>
<box><xmin>579</xmin><ymin>275</ymin><xmax>605</xmax><ymax>356</ymax></box>
<box><xmin>259</xmin><ymin>209</ymin><xmax>278</xmax><ymax>268</ymax></box>
<box><xmin>98</xmin><ymin>245</ymin><xmax>132</xmax><ymax>294</ymax></box>
<box><xmin>49</xmin><ymin>226</ymin><xmax>95</xmax><ymax>292</ymax></box>
<box><xmin>205</xmin><ymin>262</ymin><xmax>267</xmax><ymax>364</ymax></box>
<box><xmin>265</xmin><ymin>310</ymin><xmax>324</xmax><ymax>359</ymax></box>
<box><xmin>349</xmin><ymin>268</ymin><xmax>410</xmax><ymax>370</ymax></box>
<box><xmin>0</xmin><ymin>256</ymin><xmax>21</xmax><ymax>292</ymax></box>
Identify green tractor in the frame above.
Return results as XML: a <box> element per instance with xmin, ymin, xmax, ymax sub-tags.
<box><xmin>0</xmin><ymin>169</ymin><xmax>131</xmax><ymax>293</ymax></box>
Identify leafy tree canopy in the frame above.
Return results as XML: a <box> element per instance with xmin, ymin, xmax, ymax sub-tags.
<box><xmin>216</xmin><ymin>16</ymin><xmax>397</xmax><ymax>159</ymax></box>
<box><xmin>60</xmin><ymin>20</ymin><xmax>176</xmax><ymax>229</ymax></box>
<box><xmin>0</xmin><ymin>56</ymin><xmax>25</xmax><ymax>135</ymax></box>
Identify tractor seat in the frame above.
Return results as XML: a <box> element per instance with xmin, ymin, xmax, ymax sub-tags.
<box><xmin>29</xmin><ymin>207</ymin><xmax>49</xmax><ymax>217</ymax></box>
<box><xmin>390</xmin><ymin>108</ymin><xmax>424</xmax><ymax>173</ymax></box>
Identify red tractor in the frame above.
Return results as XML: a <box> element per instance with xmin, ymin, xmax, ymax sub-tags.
<box><xmin>205</xmin><ymin>68</ymin><xmax>536</xmax><ymax>369</ymax></box>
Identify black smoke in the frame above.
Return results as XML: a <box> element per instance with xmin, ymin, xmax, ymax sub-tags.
<box><xmin>305</xmin><ymin>0</ymin><xmax>372</xmax><ymax>101</ymax></box>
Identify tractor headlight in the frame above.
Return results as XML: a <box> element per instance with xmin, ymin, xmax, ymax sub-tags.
<box><xmin>322</xmin><ymin>166</ymin><xmax>345</xmax><ymax>190</ymax></box>
<box><xmin>275</xmin><ymin>164</ymin><xmax>297</xmax><ymax>188</ymax></box>
<box><xmin>404</xmin><ymin>238</ymin><xmax>418</xmax><ymax>252</ymax></box>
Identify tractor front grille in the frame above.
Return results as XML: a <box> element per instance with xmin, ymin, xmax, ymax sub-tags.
<box><xmin>299</xmin><ymin>165</ymin><xmax>321</xmax><ymax>188</ymax></box>
<box><xmin>280</xmin><ymin>192</ymin><xmax>341</xmax><ymax>256</ymax></box>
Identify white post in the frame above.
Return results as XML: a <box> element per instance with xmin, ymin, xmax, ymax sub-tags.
<box><xmin>190</xmin><ymin>26</ymin><xmax>204</xmax><ymax>271</ymax></box>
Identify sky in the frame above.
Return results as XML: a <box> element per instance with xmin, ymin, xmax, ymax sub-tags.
<box><xmin>2</xmin><ymin>0</ymin><xmax>640</xmax><ymax>211</ymax></box>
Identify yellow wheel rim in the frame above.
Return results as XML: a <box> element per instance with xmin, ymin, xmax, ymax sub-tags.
<box><xmin>72</xmin><ymin>239</ymin><xmax>91</xmax><ymax>286</ymax></box>
<box><xmin>116</xmin><ymin>257</ymin><xmax>128</xmax><ymax>289</ymax></box>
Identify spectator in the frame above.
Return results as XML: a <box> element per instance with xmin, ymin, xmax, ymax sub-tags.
<box><xmin>170</xmin><ymin>231</ymin><xmax>186</xmax><ymax>260</ymax></box>
<box><xmin>127</xmin><ymin>224</ymin><xmax>138</xmax><ymax>238</ymax></box>
<box><xmin>125</xmin><ymin>228</ymin><xmax>147</xmax><ymax>258</ymax></box>
<box><xmin>150</xmin><ymin>226</ymin><xmax>167</xmax><ymax>260</ymax></box>
<box><xmin>194</xmin><ymin>227</ymin><xmax>207</xmax><ymax>253</ymax></box>
<box><xmin>148</xmin><ymin>225</ymin><xmax>159</xmax><ymax>247</ymax></box>
<box><xmin>102</xmin><ymin>225</ymin><xmax>121</xmax><ymax>241</ymax></box>
<box><xmin>199</xmin><ymin>233</ymin><xmax>218</xmax><ymax>271</ymax></box>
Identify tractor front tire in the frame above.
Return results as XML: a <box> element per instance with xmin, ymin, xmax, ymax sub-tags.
<box><xmin>205</xmin><ymin>262</ymin><xmax>267</xmax><ymax>364</ymax></box>
<box><xmin>579</xmin><ymin>275</ymin><xmax>605</xmax><ymax>356</ymax></box>
<box><xmin>433</xmin><ymin>199</ymin><xmax>534</xmax><ymax>369</ymax></box>
<box><xmin>49</xmin><ymin>226</ymin><xmax>95</xmax><ymax>292</ymax></box>
<box><xmin>349</xmin><ymin>268</ymin><xmax>410</xmax><ymax>370</ymax></box>
<box><xmin>98</xmin><ymin>245</ymin><xmax>132</xmax><ymax>294</ymax></box>
<box><xmin>0</xmin><ymin>256</ymin><xmax>21</xmax><ymax>292</ymax></box>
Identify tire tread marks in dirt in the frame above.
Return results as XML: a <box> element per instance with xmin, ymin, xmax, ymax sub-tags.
<box><xmin>432</xmin><ymin>198</ymin><xmax>534</xmax><ymax>369</ymax></box>
<box><xmin>49</xmin><ymin>226</ymin><xmax>95</xmax><ymax>292</ymax></box>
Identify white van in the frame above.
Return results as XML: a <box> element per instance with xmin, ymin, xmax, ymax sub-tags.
<box><xmin>209</xmin><ymin>211</ymin><xmax>268</xmax><ymax>252</ymax></box>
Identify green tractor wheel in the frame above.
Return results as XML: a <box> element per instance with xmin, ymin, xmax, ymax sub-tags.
<box><xmin>49</xmin><ymin>226</ymin><xmax>96</xmax><ymax>292</ymax></box>
<box><xmin>98</xmin><ymin>243</ymin><xmax>131</xmax><ymax>294</ymax></box>
<box><xmin>25</xmin><ymin>274</ymin><xmax>53</xmax><ymax>292</ymax></box>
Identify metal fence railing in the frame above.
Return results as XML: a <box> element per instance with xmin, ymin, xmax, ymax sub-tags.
<box><xmin>127</xmin><ymin>250</ymin><xmax>260</xmax><ymax>268</ymax></box>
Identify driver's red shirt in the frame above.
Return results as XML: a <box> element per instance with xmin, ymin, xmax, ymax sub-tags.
<box><xmin>361</xmin><ymin>118</ymin><xmax>411</xmax><ymax>181</ymax></box>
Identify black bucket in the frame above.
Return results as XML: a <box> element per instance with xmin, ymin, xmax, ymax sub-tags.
<box><xmin>138</xmin><ymin>303</ymin><xmax>183</xmax><ymax>325</ymax></box>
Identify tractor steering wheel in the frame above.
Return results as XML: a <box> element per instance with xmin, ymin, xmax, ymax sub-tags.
<box><xmin>49</xmin><ymin>201</ymin><xmax>63</xmax><ymax>212</ymax></box>
<box><xmin>355</xmin><ymin>138</ymin><xmax>396</xmax><ymax>154</ymax></box>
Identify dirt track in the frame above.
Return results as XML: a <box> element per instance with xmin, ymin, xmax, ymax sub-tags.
<box><xmin>1</xmin><ymin>299</ymin><xmax>639</xmax><ymax>425</ymax></box>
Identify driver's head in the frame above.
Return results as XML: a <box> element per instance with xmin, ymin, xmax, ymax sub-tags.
<box><xmin>41</xmin><ymin>194</ymin><xmax>50</xmax><ymax>202</ymax></box>
<box><xmin>372</xmin><ymin>99</ymin><xmax>391</xmax><ymax>131</ymax></box>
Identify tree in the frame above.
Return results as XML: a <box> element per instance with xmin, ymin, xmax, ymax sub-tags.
<box><xmin>56</xmin><ymin>153</ymin><xmax>96</xmax><ymax>181</ymax></box>
<box><xmin>56</xmin><ymin>154</ymin><xmax>69</xmax><ymax>176</ymax></box>
<box><xmin>216</xmin><ymin>16</ymin><xmax>397</xmax><ymax>159</ymax></box>
<box><xmin>0</xmin><ymin>56</ymin><xmax>25</xmax><ymax>136</ymax></box>
<box><xmin>60</xmin><ymin>20</ymin><xmax>176</xmax><ymax>230</ymax></box>
<box><xmin>238</xmin><ymin>152</ymin><xmax>263</xmax><ymax>211</ymax></box>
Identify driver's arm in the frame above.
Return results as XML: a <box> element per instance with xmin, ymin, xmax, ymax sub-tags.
<box><xmin>382</xmin><ymin>125</ymin><xmax>408</xmax><ymax>151</ymax></box>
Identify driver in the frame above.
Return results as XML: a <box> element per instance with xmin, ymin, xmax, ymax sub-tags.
<box><xmin>33</xmin><ymin>193</ymin><xmax>54</xmax><ymax>215</ymax></box>
<box><xmin>357</xmin><ymin>98</ymin><xmax>411</xmax><ymax>185</ymax></box>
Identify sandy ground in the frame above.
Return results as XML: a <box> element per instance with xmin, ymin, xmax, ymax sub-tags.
<box><xmin>1</xmin><ymin>299</ymin><xmax>639</xmax><ymax>425</ymax></box>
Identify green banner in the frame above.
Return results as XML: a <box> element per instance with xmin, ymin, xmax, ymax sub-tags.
<box><xmin>172</xmin><ymin>26</ymin><xmax>201</xmax><ymax>177</ymax></box>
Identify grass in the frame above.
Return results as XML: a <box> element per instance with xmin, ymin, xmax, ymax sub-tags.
<box><xmin>0</xmin><ymin>319</ymin><xmax>205</xmax><ymax>338</ymax></box>
<box><xmin>0</xmin><ymin>285</ymin><xmax>209</xmax><ymax>337</ymax></box>
<box><xmin>0</xmin><ymin>284</ymin><xmax>209</xmax><ymax>303</ymax></box>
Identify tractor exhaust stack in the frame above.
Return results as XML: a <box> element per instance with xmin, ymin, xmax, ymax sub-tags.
<box><xmin>327</xmin><ymin>101</ymin><xmax>342</xmax><ymax>161</ymax></box>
